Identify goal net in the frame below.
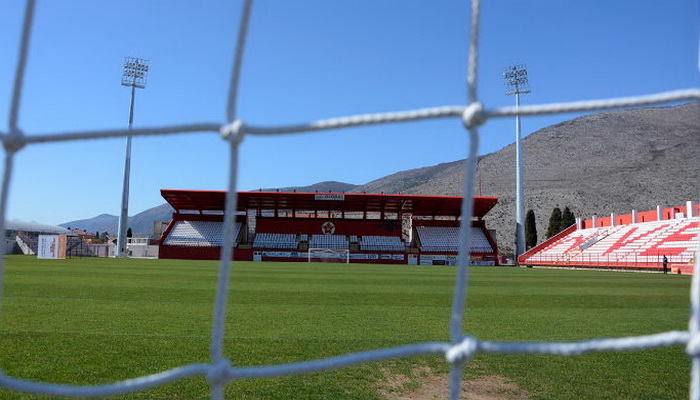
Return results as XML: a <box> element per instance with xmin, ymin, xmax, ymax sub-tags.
<box><xmin>307</xmin><ymin>248</ymin><xmax>350</xmax><ymax>263</ymax></box>
<box><xmin>1</xmin><ymin>0</ymin><xmax>699</xmax><ymax>400</ymax></box>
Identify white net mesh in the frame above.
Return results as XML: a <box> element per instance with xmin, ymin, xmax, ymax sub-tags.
<box><xmin>1</xmin><ymin>0</ymin><xmax>699</xmax><ymax>399</ymax></box>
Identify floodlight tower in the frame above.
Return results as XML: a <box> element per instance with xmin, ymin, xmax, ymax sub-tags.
<box><xmin>117</xmin><ymin>57</ymin><xmax>149</xmax><ymax>257</ymax></box>
<box><xmin>504</xmin><ymin>64</ymin><xmax>530</xmax><ymax>264</ymax></box>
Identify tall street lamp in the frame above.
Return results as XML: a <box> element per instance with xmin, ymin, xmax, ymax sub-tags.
<box><xmin>117</xmin><ymin>57</ymin><xmax>149</xmax><ymax>257</ymax></box>
<box><xmin>504</xmin><ymin>64</ymin><xmax>530</xmax><ymax>263</ymax></box>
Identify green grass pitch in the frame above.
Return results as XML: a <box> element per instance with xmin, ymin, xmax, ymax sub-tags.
<box><xmin>0</xmin><ymin>255</ymin><xmax>691</xmax><ymax>399</ymax></box>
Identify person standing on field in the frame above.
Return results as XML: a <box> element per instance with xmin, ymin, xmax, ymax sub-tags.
<box><xmin>663</xmin><ymin>255</ymin><xmax>668</xmax><ymax>274</ymax></box>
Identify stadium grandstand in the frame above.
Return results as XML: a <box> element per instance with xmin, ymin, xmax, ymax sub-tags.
<box><xmin>519</xmin><ymin>201</ymin><xmax>699</xmax><ymax>274</ymax></box>
<box><xmin>158</xmin><ymin>189</ymin><xmax>500</xmax><ymax>265</ymax></box>
<box><xmin>4</xmin><ymin>220</ymin><xmax>72</xmax><ymax>256</ymax></box>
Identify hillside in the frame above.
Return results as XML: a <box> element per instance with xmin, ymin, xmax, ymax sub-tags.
<box><xmin>351</xmin><ymin>102</ymin><xmax>700</xmax><ymax>253</ymax></box>
<box><xmin>62</xmin><ymin>103</ymin><xmax>699</xmax><ymax>252</ymax></box>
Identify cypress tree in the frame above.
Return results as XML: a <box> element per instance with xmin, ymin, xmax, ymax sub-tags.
<box><xmin>561</xmin><ymin>206</ymin><xmax>576</xmax><ymax>229</ymax></box>
<box><xmin>546</xmin><ymin>207</ymin><xmax>563</xmax><ymax>238</ymax></box>
<box><xmin>525</xmin><ymin>209</ymin><xmax>537</xmax><ymax>249</ymax></box>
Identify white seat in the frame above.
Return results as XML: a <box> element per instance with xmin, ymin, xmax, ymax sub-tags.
<box><xmin>163</xmin><ymin>221</ymin><xmax>240</xmax><ymax>247</ymax></box>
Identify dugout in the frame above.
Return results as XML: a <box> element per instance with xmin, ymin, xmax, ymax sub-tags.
<box><xmin>158</xmin><ymin>189</ymin><xmax>499</xmax><ymax>265</ymax></box>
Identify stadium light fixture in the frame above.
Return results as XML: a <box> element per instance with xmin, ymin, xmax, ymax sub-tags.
<box><xmin>117</xmin><ymin>57</ymin><xmax>149</xmax><ymax>257</ymax></box>
<box><xmin>121</xmin><ymin>57</ymin><xmax>149</xmax><ymax>88</ymax></box>
<box><xmin>504</xmin><ymin>64</ymin><xmax>530</xmax><ymax>264</ymax></box>
<box><xmin>504</xmin><ymin>64</ymin><xmax>531</xmax><ymax>96</ymax></box>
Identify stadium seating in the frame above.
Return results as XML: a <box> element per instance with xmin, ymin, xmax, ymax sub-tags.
<box><xmin>470</xmin><ymin>228</ymin><xmax>494</xmax><ymax>253</ymax></box>
<box><xmin>163</xmin><ymin>221</ymin><xmax>240</xmax><ymax>247</ymax></box>
<box><xmin>523</xmin><ymin>228</ymin><xmax>606</xmax><ymax>264</ymax></box>
<box><xmin>359</xmin><ymin>236</ymin><xmax>405</xmax><ymax>252</ymax></box>
<box><xmin>252</xmin><ymin>233</ymin><xmax>298</xmax><ymax>249</ymax></box>
<box><xmin>309</xmin><ymin>234</ymin><xmax>349</xmax><ymax>250</ymax></box>
<box><xmin>416</xmin><ymin>226</ymin><xmax>493</xmax><ymax>253</ymax></box>
<box><xmin>521</xmin><ymin>218</ymin><xmax>699</xmax><ymax>268</ymax></box>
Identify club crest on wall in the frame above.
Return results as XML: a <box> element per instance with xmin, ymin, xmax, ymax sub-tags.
<box><xmin>321</xmin><ymin>221</ymin><xmax>336</xmax><ymax>235</ymax></box>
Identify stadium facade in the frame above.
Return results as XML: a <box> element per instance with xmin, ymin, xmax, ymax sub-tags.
<box><xmin>158</xmin><ymin>189</ymin><xmax>500</xmax><ymax>265</ymax></box>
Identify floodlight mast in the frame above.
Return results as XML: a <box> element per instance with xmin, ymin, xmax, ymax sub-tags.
<box><xmin>117</xmin><ymin>57</ymin><xmax>149</xmax><ymax>257</ymax></box>
<box><xmin>504</xmin><ymin>64</ymin><xmax>530</xmax><ymax>265</ymax></box>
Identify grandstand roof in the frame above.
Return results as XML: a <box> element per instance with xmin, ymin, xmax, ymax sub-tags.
<box><xmin>5</xmin><ymin>219</ymin><xmax>73</xmax><ymax>235</ymax></box>
<box><xmin>161</xmin><ymin>189</ymin><xmax>498</xmax><ymax>219</ymax></box>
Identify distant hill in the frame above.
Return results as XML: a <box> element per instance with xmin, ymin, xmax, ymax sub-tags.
<box><xmin>61</xmin><ymin>213</ymin><xmax>118</xmax><ymax>237</ymax></box>
<box><xmin>62</xmin><ymin>103</ymin><xmax>699</xmax><ymax>252</ymax></box>
<box><xmin>60</xmin><ymin>204</ymin><xmax>173</xmax><ymax>239</ymax></box>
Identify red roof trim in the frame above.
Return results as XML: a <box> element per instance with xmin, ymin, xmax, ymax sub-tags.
<box><xmin>160</xmin><ymin>189</ymin><xmax>498</xmax><ymax>218</ymax></box>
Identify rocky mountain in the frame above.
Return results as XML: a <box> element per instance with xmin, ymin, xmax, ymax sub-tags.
<box><xmin>351</xmin><ymin>102</ymin><xmax>700</xmax><ymax>253</ymax></box>
<box><xmin>62</xmin><ymin>103</ymin><xmax>699</xmax><ymax>252</ymax></box>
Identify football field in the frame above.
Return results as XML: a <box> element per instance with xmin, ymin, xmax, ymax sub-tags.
<box><xmin>0</xmin><ymin>256</ymin><xmax>691</xmax><ymax>399</ymax></box>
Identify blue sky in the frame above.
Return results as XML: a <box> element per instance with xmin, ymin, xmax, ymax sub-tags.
<box><xmin>0</xmin><ymin>0</ymin><xmax>698</xmax><ymax>226</ymax></box>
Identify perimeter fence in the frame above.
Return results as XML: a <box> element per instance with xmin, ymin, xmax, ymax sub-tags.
<box><xmin>1</xmin><ymin>0</ymin><xmax>699</xmax><ymax>399</ymax></box>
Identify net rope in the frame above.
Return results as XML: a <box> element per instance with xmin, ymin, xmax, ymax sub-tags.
<box><xmin>1</xmin><ymin>0</ymin><xmax>699</xmax><ymax>399</ymax></box>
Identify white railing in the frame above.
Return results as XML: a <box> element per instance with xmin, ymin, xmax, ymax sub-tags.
<box><xmin>14</xmin><ymin>235</ymin><xmax>34</xmax><ymax>255</ymax></box>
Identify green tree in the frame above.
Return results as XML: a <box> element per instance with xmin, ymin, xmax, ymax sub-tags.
<box><xmin>127</xmin><ymin>227</ymin><xmax>133</xmax><ymax>238</ymax></box>
<box><xmin>546</xmin><ymin>207</ymin><xmax>563</xmax><ymax>238</ymax></box>
<box><xmin>525</xmin><ymin>209</ymin><xmax>537</xmax><ymax>249</ymax></box>
<box><xmin>561</xmin><ymin>206</ymin><xmax>576</xmax><ymax>229</ymax></box>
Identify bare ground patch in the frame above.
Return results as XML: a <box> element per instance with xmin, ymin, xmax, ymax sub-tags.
<box><xmin>378</xmin><ymin>366</ymin><xmax>529</xmax><ymax>400</ymax></box>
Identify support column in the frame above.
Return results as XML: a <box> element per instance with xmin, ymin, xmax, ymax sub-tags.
<box><xmin>687</xmin><ymin>201</ymin><xmax>696</xmax><ymax>218</ymax></box>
